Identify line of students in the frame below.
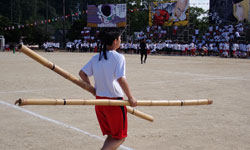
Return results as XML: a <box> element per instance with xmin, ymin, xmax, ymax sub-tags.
<box><xmin>66</xmin><ymin>40</ymin><xmax>98</xmax><ymax>52</ymax></box>
<box><xmin>63</xmin><ymin>39</ymin><xmax>250</xmax><ymax>59</ymax></box>
<box><xmin>119</xmin><ymin>41</ymin><xmax>250</xmax><ymax>58</ymax></box>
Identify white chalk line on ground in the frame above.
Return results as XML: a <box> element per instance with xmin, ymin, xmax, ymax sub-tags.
<box><xmin>140</xmin><ymin>69</ymin><xmax>250</xmax><ymax>81</ymax></box>
<box><xmin>0</xmin><ymin>100</ymin><xmax>133</xmax><ymax>150</ymax></box>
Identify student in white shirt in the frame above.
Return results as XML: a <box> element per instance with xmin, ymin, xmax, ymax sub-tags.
<box><xmin>232</xmin><ymin>43</ymin><xmax>239</xmax><ymax>58</ymax></box>
<box><xmin>190</xmin><ymin>42</ymin><xmax>196</xmax><ymax>56</ymax></box>
<box><xmin>213</xmin><ymin>44</ymin><xmax>219</xmax><ymax>55</ymax></box>
<box><xmin>209</xmin><ymin>43</ymin><xmax>214</xmax><ymax>56</ymax></box>
<box><xmin>79</xmin><ymin>30</ymin><xmax>136</xmax><ymax>150</ymax></box>
<box><xmin>151</xmin><ymin>43</ymin><xmax>157</xmax><ymax>54</ymax></box>
<box><xmin>219</xmin><ymin>42</ymin><xmax>224</xmax><ymax>55</ymax></box>
<box><xmin>222</xmin><ymin>42</ymin><xmax>229</xmax><ymax>58</ymax></box>
<box><xmin>247</xmin><ymin>43</ymin><xmax>250</xmax><ymax>57</ymax></box>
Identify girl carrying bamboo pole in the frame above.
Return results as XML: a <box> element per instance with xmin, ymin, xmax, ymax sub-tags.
<box><xmin>79</xmin><ymin>29</ymin><xmax>137</xmax><ymax>150</ymax></box>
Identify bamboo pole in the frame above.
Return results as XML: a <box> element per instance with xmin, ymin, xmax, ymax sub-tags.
<box><xmin>17</xmin><ymin>45</ymin><xmax>154</xmax><ymax>122</ymax></box>
<box><xmin>15</xmin><ymin>98</ymin><xmax>213</xmax><ymax>106</ymax></box>
<box><xmin>18</xmin><ymin>45</ymin><xmax>95</xmax><ymax>94</ymax></box>
<box><xmin>15</xmin><ymin>98</ymin><xmax>212</xmax><ymax>122</ymax></box>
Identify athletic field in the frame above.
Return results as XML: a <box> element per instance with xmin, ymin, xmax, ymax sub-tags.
<box><xmin>1</xmin><ymin>51</ymin><xmax>250</xmax><ymax>150</ymax></box>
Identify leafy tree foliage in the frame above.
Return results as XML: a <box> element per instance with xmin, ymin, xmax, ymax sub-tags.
<box><xmin>0</xmin><ymin>0</ymin><xmax>84</xmax><ymax>44</ymax></box>
<box><xmin>189</xmin><ymin>7</ymin><xmax>209</xmax><ymax>34</ymax></box>
<box><xmin>67</xmin><ymin>18</ymin><xmax>86</xmax><ymax>41</ymax></box>
<box><xmin>0</xmin><ymin>16</ymin><xmax>21</xmax><ymax>43</ymax></box>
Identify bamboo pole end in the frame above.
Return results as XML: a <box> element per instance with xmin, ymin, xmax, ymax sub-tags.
<box><xmin>15</xmin><ymin>98</ymin><xmax>23</xmax><ymax>106</ymax></box>
<box><xmin>149</xmin><ymin>118</ymin><xmax>154</xmax><ymax>122</ymax></box>
<box><xmin>18</xmin><ymin>44</ymin><xmax>23</xmax><ymax>50</ymax></box>
<box><xmin>208</xmin><ymin>99</ymin><xmax>213</xmax><ymax>105</ymax></box>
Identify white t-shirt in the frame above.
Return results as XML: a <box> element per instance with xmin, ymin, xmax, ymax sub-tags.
<box><xmin>216</xmin><ymin>26</ymin><xmax>219</xmax><ymax>30</ymax></box>
<box><xmin>195</xmin><ymin>29</ymin><xmax>199</xmax><ymax>35</ymax></box>
<box><xmin>224</xmin><ymin>43</ymin><xmax>229</xmax><ymax>50</ymax></box>
<box><xmin>209</xmin><ymin>26</ymin><xmax>213</xmax><ymax>32</ymax></box>
<box><xmin>81</xmin><ymin>51</ymin><xmax>125</xmax><ymax>98</ymax></box>
<box><xmin>233</xmin><ymin>43</ymin><xmax>239</xmax><ymax>51</ymax></box>
<box><xmin>190</xmin><ymin>43</ymin><xmax>195</xmax><ymax>49</ymax></box>
<box><xmin>219</xmin><ymin>43</ymin><xmax>224</xmax><ymax>50</ymax></box>
<box><xmin>247</xmin><ymin>44</ymin><xmax>250</xmax><ymax>52</ymax></box>
<box><xmin>235</xmin><ymin>32</ymin><xmax>240</xmax><ymax>37</ymax></box>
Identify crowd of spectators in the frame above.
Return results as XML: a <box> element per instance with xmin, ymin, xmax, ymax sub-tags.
<box><xmin>62</xmin><ymin>23</ymin><xmax>250</xmax><ymax>58</ymax></box>
<box><xmin>43</xmin><ymin>42</ymin><xmax>60</xmax><ymax>52</ymax></box>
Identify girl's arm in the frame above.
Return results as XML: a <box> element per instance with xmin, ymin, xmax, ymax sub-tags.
<box><xmin>79</xmin><ymin>70</ymin><xmax>96</xmax><ymax>96</ymax></box>
<box><xmin>79</xmin><ymin>70</ymin><xmax>91</xmax><ymax>85</ymax></box>
<box><xmin>118</xmin><ymin>77</ymin><xmax>137</xmax><ymax>107</ymax></box>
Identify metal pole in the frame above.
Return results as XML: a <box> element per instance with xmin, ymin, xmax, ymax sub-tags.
<box><xmin>46</xmin><ymin>0</ymin><xmax>48</xmax><ymax>33</ymax></box>
<box><xmin>63</xmin><ymin>0</ymin><xmax>66</xmax><ymax>48</ymax></box>
<box><xmin>10</xmin><ymin>0</ymin><xmax>13</xmax><ymax>22</ymax></box>
<box><xmin>77</xmin><ymin>3</ymin><xmax>80</xmax><ymax>20</ymax></box>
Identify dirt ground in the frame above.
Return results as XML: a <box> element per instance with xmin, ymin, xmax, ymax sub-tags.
<box><xmin>0</xmin><ymin>51</ymin><xmax>250</xmax><ymax>150</ymax></box>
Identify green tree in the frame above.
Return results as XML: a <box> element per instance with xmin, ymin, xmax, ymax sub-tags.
<box><xmin>189</xmin><ymin>7</ymin><xmax>209</xmax><ymax>35</ymax></box>
<box><xmin>67</xmin><ymin>18</ymin><xmax>86</xmax><ymax>41</ymax></box>
<box><xmin>128</xmin><ymin>10</ymin><xmax>148</xmax><ymax>33</ymax></box>
<box><xmin>0</xmin><ymin>16</ymin><xmax>21</xmax><ymax>43</ymax></box>
<box><xmin>0</xmin><ymin>0</ymin><xmax>80</xmax><ymax>44</ymax></box>
<box><xmin>22</xmin><ymin>26</ymin><xmax>49</xmax><ymax>46</ymax></box>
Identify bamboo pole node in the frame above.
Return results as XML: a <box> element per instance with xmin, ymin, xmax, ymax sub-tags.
<box><xmin>181</xmin><ymin>100</ymin><xmax>184</xmax><ymax>106</ymax></box>
<box><xmin>82</xmin><ymin>98</ymin><xmax>86</xmax><ymax>105</ymax></box>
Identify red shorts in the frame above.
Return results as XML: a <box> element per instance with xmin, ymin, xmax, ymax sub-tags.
<box><xmin>95</xmin><ymin>96</ymin><xmax>127</xmax><ymax>139</ymax></box>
